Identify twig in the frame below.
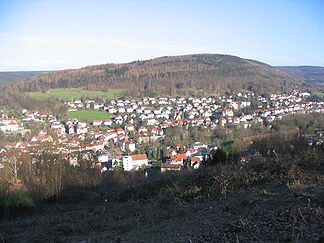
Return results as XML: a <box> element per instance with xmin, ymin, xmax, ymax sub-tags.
<box><xmin>307</xmin><ymin>198</ymin><xmax>311</xmax><ymax>208</ymax></box>
<box><xmin>186</xmin><ymin>237</ymin><xmax>209</xmax><ymax>243</ymax></box>
<box><xmin>273</xmin><ymin>149</ymin><xmax>279</xmax><ymax>161</ymax></box>
<box><xmin>298</xmin><ymin>208</ymin><xmax>307</xmax><ymax>224</ymax></box>
<box><xmin>0</xmin><ymin>233</ymin><xmax>4</xmax><ymax>243</ymax></box>
<box><xmin>251</xmin><ymin>232</ymin><xmax>261</xmax><ymax>241</ymax></box>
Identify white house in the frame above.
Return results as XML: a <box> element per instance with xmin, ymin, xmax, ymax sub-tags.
<box><xmin>222</xmin><ymin>109</ymin><xmax>234</xmax><ymax>117</ymax></box>
<box><xmin>98</xmin><ymin>154</ymin><xmax>109</xmax><ymax>163</ymax></box>
<box><xmin>103</xmin><ymin>119</ymin><xmax>113</xmax><ymax>126</ymax></box>
<box><xmin>30</xmin><ymin>135</ymin><xmax>53</xmax><ymax>143</ymax></box>
<box><xmin>125</xmin><ymin>141</ymin><xmax>136</xmax><ymax>152</ymax></box>
<box><xmin>92</xmin><ymin>120</ymin><xmax>103</xmax><ymax>126</ymax></box>
<box><xmin>76</xmin><ymin>126</ymin><xmax>88</xmax><ymax>134</ymax></box>
<box><xmin>161</xmin><ymin>163</ymin><xmax>181</xmax><ymax>172</ymax></box>
<box><xmin>113</xmin><ymin>154</ymin><xmax>148</xmax><ymax>171</ymax></box>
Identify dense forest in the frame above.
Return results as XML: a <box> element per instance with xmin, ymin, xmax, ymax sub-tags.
<box><xmin>4</xmin><ymin>54</ymin><xmax>304</xmax><ymax>97</ymax></box>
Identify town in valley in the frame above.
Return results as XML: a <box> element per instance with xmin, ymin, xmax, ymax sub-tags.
<box><xmin>1</xmin><ymin>89</ymin><xmax>323</xmax><ymax>174</ymax></box>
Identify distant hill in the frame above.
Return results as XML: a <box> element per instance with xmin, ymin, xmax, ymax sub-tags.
<box><xmin>6</xmin><ymin>54</ymin><xmax>304</xmax><ymax>96</ymax></box>
<box><xmin>0</xmin><ymin>71</ymin><xmax>48</xmax><ymax>86</ymax></box>
<box><xmin>278</xmin><ymin>66</ymin><xmax>324</xmax><ymax>86</ymax></box>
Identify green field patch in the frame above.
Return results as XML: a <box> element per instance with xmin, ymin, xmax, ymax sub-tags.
<box><xmin>67</xmin><ymin>110</ymin><xmax>111</xmax><ymax>122</ymax></box>
<box><xmin>317</xmin><ymin>92</ymin><xmax>324</xmax><ymax>97</ymax></box>
<box><xmin>30</xmin><ymin>88</ymin><xmax>125</xmax><ymax>100</ymax></box>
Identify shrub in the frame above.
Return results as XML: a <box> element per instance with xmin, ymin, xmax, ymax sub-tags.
<box><xmin>0</xmin><ymin>190</ymin><xmax>34</xmax><ymax>208</ymax></box>
<box><xmin>0</xmin><ymin>190</ymin><xmax>35</xmax><ymax>218</ymax></box>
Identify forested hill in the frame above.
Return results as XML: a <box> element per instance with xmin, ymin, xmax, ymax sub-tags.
<box><xmin>6</xmin><ymin>54</ymin><xmax>304</xmax><ymax>96</ymax></box>
<box><xmin>0</xmin><ymin>71</ymin><xmax>48</xmax><ymax>86</ymax></box>
<box><xmin>277</xmin><ymin>66</ymin><xmax>324</xmax><ymax>86</ymax></box>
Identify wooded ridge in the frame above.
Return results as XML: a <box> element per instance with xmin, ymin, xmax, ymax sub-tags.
<box><xmin>5</xmin><ymin>54</ymin><xmax>305</xmax><ymax>96</ymax></box>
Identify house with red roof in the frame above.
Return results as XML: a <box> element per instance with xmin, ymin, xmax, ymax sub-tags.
<box><xmin>222</xmin><ymin>109</ymin><xmax>234</xmax><ymax>117</ymax></box>
<box><xmin>30</xmin><ymin>135</ymin><xmax>53</xmax><ymax>143</ymax></box>
<box><xmin>190</xmin><ymin>157</ymin><xmax>203</xmax><ymax>169</ymax></box>
<box><xmin>170</xmin><ymin>154</ymin><xmax>187</xmax><ymax>165</ymax></box>
<box><xmin>113</xmin><ymin>154</ymin><xmax>148</xmax><ymax>171</ymax></box>
<box><xmin>0</xmin><ymin>118</ymin><xmax>22</xmax><ymax>132</ymax></box>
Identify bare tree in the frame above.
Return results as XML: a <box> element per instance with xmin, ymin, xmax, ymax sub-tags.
<box><xmin>4</xmin><ymin>149</ymin><xmax>23</xmax><ymax>180</ymax></box>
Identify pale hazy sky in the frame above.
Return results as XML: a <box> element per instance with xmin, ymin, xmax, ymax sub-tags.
<box><xmin>0</xmin><ymin>0</ymin><xmax>323</xmax><ymax>71</ymax></box>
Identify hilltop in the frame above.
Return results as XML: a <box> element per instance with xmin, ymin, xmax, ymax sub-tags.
<box><xmin>6</xmin><ymin>54</ymin><xmax>304</xmax><ymax>96</ymax></box>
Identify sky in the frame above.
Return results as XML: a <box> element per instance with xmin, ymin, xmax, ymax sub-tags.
<box><xmin>0</xmin><ymin>0</ymin><xmax>323</xmax><ymax>71</ymax></box>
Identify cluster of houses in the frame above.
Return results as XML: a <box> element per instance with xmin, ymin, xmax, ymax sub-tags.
<box><xmin>161</xmin><ymin>142</ymin><xmax>216</xmax><ymax>171</ymax></box>
<box><xmin>0</xmin><ymin>117</ymin><xmax>24</xmax><ymax>133</ymax></box>
<box><xmin>65</xmin><ymin>91</ymin><xmax>324</xmax><ymax>130</ymax></box>
<box><xmin>1</xmin><ymin>90</ymin><xmax>323</xmax><ymax>173</ymax></box>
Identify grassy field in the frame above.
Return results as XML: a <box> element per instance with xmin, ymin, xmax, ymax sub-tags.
<box><xmin>317</xmin><ymin>92</ymin><xmax>324</xmax><ymax>97</ymax></box>
<box><xmin>67</xmin><ymin>110</ymin><xmax>111</xmax><ymax>122</ymax></box>
<box><xmin>30</xmin><ymin>88</ymin><xmax>125</xmax><ymax>100</ymax></box>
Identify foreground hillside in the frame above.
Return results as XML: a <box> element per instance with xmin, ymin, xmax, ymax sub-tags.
<box><xmin>0</xmin><ymin>71</ymin><xmax>47</xmax><ymax>86</ymax></box>
<box><xmin>1</xmin><ymin>140</ymin><xmax>323</xmax><ymax>242</ymax></box>
<box><xmin>7</xmin><ymin>54</ymin><xmax>303</xmax><ymax>96</ymax></box>
<box><xmin>278</xmin><ymin>66</ymin><xmax>324</xmax><ymax>87</ymax></box>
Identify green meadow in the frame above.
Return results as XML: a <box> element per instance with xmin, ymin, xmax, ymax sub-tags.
<box><xmin>30</xmin><ymin>88</ymin><xmax>125</xmax><ymax>100</ymax></box>
<box><xmin>317</xmin><ymin>92</ymin><xmax>324</xmax><ymax>97</ymax></box>
<box><xmin>67</xmin><ymin>110</ymin><xmax>111</xmax><ymax>122</ymax></box>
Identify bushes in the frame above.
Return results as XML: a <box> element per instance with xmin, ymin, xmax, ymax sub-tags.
<box><xmin>204</xmin><ymin>145</ymin><xmax>240</xmax><ymax>166</ymax></box>
<box><xmin>0</xmin><ymin>190</ymin><xmax>35</xmax><ymax>218</ymax></box>
<box><xmin>0</xmin><ymin>191</ymin><xmax>34</xmax><ymax>208</ymax></box>
<box><xmin>102</xmin><ymin>140</ymin><xmax>323</xmax><ymax>206</ymax></box>
<box><xmin>1</xmin><ymin>133</ymin><xmax>323</xmax><ymax>220</ymax></box>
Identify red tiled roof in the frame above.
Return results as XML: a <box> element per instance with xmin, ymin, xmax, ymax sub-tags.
<box><xmin>171</xmin><ymin>154</ymin><xmax>187</xmax><ymax>161</ymax></box>
<box><xmin>191</xmin><ymin>157</ymin><xmax>201</xmax><ymax>162</ymax></box>
<box><xmin>131</xmin><ymin>154</ymin><xmax>148</xmax><ymax>161</ymax></box>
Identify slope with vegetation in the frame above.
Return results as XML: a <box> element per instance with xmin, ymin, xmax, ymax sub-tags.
<box><xmin>0</xmin><ymin>132</ymin><xmax>323</xmax><ymax>242</ymax></box>
<box><xmin>0</xmin><ymin>71</ymin><xmax>47</xmax><ymax>86</ymax></box>
<box><xmin>278</xmin><ymin>66</ymin><xmax>324</xmax><ymax>86</ymax></box>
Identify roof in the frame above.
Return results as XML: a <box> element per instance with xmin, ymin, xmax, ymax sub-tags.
<box><xmin>191</xmin><ymin>157</ymin><xmax>201</xmax><ymax>162</ymax></box>
<box><xmin>131</xmin><ymin>154</ymin><xmax>148</xmax><ymax>161</ymax></box>
<box><xmin>0</xmin><ymin>118</ymin><xmax>19</xmax><ymax>123</ymax></box>
<box><xmin>161</xmin><ymin>163</ymin><xmax>181</xmax><ymax>168</ymax></box>
<box><xmin>31</xmin><ymin>135</ymin><xmax>51</xmax><ymax>141</ymax></box>
<box><xmin>171</xmin><ymin>154</ymin><xmax>187</xmax><ymax>161</ymax></box>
